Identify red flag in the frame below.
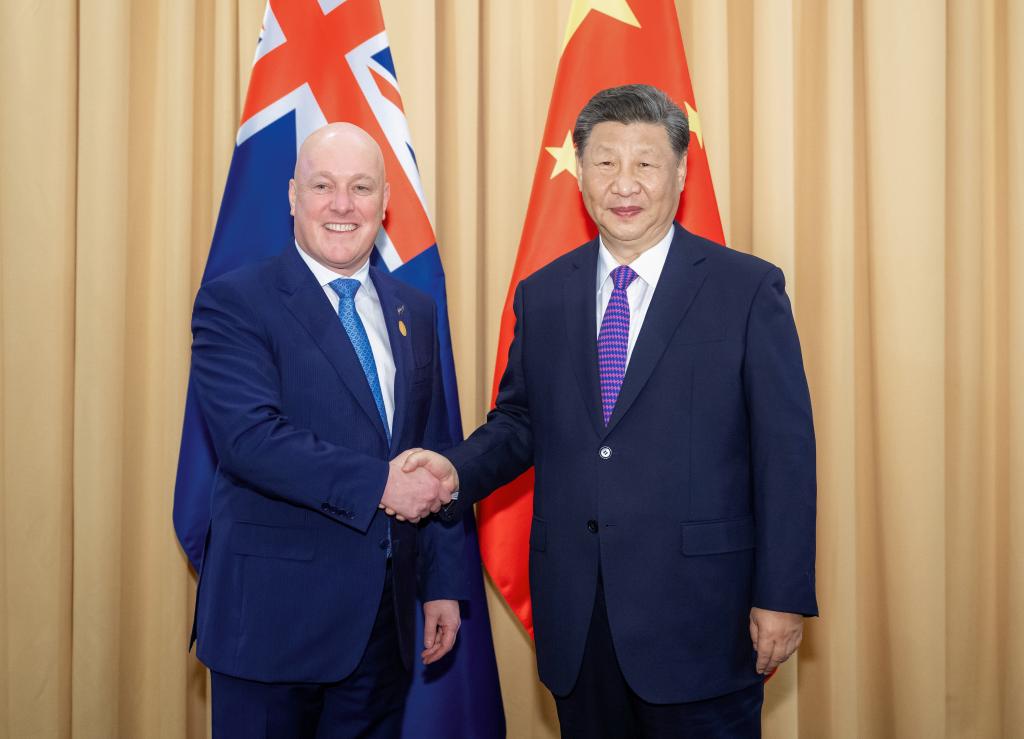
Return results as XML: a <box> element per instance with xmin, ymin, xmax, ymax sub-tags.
<box><xmin>476</xmin><ymin>0</ymin><xmax>724</xmax><ymax>637</ymax></box>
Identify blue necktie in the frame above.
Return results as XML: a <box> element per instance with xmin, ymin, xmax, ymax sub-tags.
<box><xmin>329</xmin><ymin>278</ymin><xmax>392</xmax><ymax>556</ymax></box>
<box><xmin>329</xmin><ymin>278</ymin><xmax>391</xmax><ymax>442</ymax></box>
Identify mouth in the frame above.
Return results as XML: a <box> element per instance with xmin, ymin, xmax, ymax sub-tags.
<box><xmin>610</xmin><ymin>207</ymin><xmax>642</xmax><ymax>218</ymax></box>
<box><xmin>324</xmin><ymin>223</ymin><xmax>357</xmax><ymax>233</ymax></box>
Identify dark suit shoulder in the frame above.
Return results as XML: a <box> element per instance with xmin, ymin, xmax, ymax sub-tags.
<box><xmin>519</xmin><ymin>239</ymin><xmax>598</xmax><ymax>292</ymax></box>
<box><xmin>199</xmin><ymin>255</ymin><xmax>279</xmax><ymax>300</ymax></box>
<box><xmin>370</xmin><ymin>266</ymin><xmax>435</xmax><ymax>312</ymax></box>
<box><xmin>686</xmin><ymin>230</ymin><xmax>781</xmax><ymax>284</ymax></box>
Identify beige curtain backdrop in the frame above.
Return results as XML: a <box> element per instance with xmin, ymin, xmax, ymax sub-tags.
<box><xmin>1</xmin><ymin>0</ymin><xmax>1020</xmax><ymax>736</ymax></box>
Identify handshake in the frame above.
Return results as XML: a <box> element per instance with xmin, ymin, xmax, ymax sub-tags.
<box><xmin>378</xmin><ymin>449</ymin><xmax>461</xmax><ymax>523</ymax></box>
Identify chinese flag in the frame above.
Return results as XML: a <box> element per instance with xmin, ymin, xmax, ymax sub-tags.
<box><xmin>477</xmin><ymin>0</ymin><xmax>724</xmax><ymax>637</ymax></box>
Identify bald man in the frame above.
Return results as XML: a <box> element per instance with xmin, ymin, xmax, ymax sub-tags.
<box><xmin>189</xmin><ymin>123</ymin><xmax>466</xmax><ymax>739</ymax></box>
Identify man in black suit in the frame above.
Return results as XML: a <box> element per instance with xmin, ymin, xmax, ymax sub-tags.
<box><xmin>403</xmin><ymin>85</ymin><xmax>817</xmax><ymax>737</ymax></box>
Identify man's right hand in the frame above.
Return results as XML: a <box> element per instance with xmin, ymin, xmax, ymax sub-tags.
<box><xmin>402</xmin><ymin>449</ymin><xmax>459</xmax><ymax>497</ymax></box>
<box><xmin>380</xmin><ymin>449</ymin><xmax>453</xmax><ymax>523</ymax></box>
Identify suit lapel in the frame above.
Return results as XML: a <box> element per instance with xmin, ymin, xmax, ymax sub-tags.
<box><xmin>562</xmin><ymin>240</ymin><xmax>606</xmax><ymax>438</ymax></box>
<box><xmin>370</xmin><ymin>268</ymin><xmax>413</xmax><ymax>455</ymax></box>
<box><xmin>275</xmin><ymin>247</ymin><xmax>389</xmax><ymax>444</ymax></box>
<box><xmin>603</xmin><ymin>225</ymin><xmax>710</xmax><ymax>437</ymax></box>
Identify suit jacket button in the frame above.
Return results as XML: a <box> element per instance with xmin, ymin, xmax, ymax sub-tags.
<box><xmin>599</xmin><ymin>446</ymin><xmax>612</xmax><ymax>460</ymax></box>
<box><xmin>587</xmin><ymin>519</ymin><xmax>599</xmax><ymax>533</ymax></box>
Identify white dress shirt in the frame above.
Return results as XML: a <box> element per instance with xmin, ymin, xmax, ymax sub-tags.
<box><xmin>295</xmin><ymin>243</ymin><xmax>396</xmax><ymax>433</ymax></box>
<box><xmin>595</xmin><ymin>225</ymin><xmax>674</xmax><ymax>367</ymax></box>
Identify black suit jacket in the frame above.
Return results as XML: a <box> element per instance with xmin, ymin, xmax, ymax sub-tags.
<box><xmin>445</xmin><ymin>225</ymin><xmax>817</xmax><ymax>703</ymax></box>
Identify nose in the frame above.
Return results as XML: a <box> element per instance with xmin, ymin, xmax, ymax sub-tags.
<box><xmin>330</xmin><ymin>187</ymin><xmax>353</xmax><ymax>213</ymax></box>
<box><xmin>611</xmin><ymin>169</ymin><xmax>641</xmax><ymax>196</ymax></box>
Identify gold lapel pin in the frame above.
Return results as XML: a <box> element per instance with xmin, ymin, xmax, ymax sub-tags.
<box><xmin>398</xmin><ymin>319</ymin><xmax>408</xmax><ymax>337</ymax></box>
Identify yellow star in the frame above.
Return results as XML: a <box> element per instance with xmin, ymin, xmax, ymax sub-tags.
<box><xmin>684</xmin><ymin>101</ymin><xmax>704</xmax><ymax>150</ymax></box>
<box><xmin>545</xmin><ymin>130</ymin><xmax>577</xmax><ymax>179</ymax></box>
<box><xmin>562</xmin><ymin>0</ymin><xmax>641</xmax><ymax>53</ymax></box>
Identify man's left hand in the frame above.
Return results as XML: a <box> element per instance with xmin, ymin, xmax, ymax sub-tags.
<box><xmin>422</xmin><ymin>599</ymin><xmax>461</xmax><ymax>665</ymax></box>
<box><xmin>749</xmin><ymin>607</ymin><xmax>803</xmax><ymax>675</ymax></box>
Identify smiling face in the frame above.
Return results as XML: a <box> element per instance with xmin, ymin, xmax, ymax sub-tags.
<box><xmin>288</xmin><ymin>124</ymin><xmax>390</xmax><ymax>276</ymax></box>
<box><xmin>576</xmin><ymin>121</ymin><xmax>686</xmax><ymax>262</ymax></box>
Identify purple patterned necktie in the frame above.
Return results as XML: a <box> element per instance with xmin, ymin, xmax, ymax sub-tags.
<box><xmin>598</xmin><ymin>265</ymin><xmax>639</xmax><ymax>425</ymax></box>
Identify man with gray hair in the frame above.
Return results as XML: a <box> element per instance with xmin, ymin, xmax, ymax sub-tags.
<box><xmin>406</xmin><ymin>84</ymin><xmax>818</xmax><ymax>737</ymax></box>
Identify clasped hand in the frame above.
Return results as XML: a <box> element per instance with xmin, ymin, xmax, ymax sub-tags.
<box><xmin>378</xmin><ymin>448</ymin><xmax>460</xmax><ymax>523</ymax></box>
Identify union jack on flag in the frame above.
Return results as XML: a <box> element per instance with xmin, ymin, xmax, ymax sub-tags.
<box><xmin>173</xmin><ymin>2</ymin><xmax>504</xmax><ymax>736</ymax></box>
<box><xmin>202</xmin><ymin>0</ymin><xmax>445</xmax><ymax>285</ymax></box>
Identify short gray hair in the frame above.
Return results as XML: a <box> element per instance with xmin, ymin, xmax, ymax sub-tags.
<box><xmin>573</xmin><ymin>84</ymin><xmax>689</xmax><ymax>160</ymax></box>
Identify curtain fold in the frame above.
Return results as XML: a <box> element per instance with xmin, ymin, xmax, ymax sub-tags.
<box><xmin>0</xmin><ymin>1</ymin><xmax>78</xmax><ymax>736</ymax></box>
<box><xmin>0</xmin><ymin>1</ymin><xmax>1020</xmax><ymax>736</ymax></box>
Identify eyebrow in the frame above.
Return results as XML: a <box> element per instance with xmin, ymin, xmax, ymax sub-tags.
<box><xmin>588</xmin><ymin>145</ymin><xmax>661</xmax><ymax>158</ymax></box>
<box><xmin>306</xmin><ymin>171</ymin><xmax>378</xmax><ymax>183</ymax></box>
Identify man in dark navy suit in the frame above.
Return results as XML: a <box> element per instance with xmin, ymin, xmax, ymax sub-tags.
<box><xmin>189</xmin><ymin>123</ymin><xmax>465</xmax><ymax>739</ymax></box>
<box><xmin>405</xmin><ymin>85</ymin><xmax>818</xmax><ymax>737</ymax></box>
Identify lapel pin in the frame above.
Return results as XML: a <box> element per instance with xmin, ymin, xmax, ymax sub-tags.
<box><xmin>396</xmin><ymin>304</ymin><xmax>407</xmax><ymax>336</ymax></box>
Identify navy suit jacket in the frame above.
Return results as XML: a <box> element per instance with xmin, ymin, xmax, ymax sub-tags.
<box><xmin>189</xmin><ymin>244</ymin><xmax>466</xmax><ymax>683</ymax></box>
<box><xmin>445</xmin><ymin>224</ymin><xmax>817</xmax><ymax>703</ymax></box>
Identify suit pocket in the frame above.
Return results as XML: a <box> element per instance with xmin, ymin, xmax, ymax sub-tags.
<box><xmin>231</xmin><ymin>521</ymin><xmax>315</xmax><ymax>561</ymax></box>
<box><xmin>681</xmin><ymin>516</ymin><xmax>755</xmax><ymax>556</ymax></box>
<box><xmin>529</xmin><ymin>517</ymin><xmax>547</xmax><ymax>552</ymax></box>
<box><xmin>676</xmin><ymin>336</ymin><xmax>728</xmax><ymax>346</ymax></box>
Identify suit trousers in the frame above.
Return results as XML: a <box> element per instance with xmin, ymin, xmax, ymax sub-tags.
<box><xmin>554</xmin><ymin>576</ymin><xmax>764</xmax><ymax>739</ymax></box>
<box><xmin>211</xmin><ymin>561</ymin><xmax>409</xmax><ymax>739</ymax></box>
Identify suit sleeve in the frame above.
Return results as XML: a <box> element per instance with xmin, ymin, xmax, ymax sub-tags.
<box><xmin>442</xmin><ymin>282</ymin><xmax>535</xmax><ymax>518</ymax></box>
<box><xmin>417</xmin><ymin>303</ymin><xmax>469</xmax><ymax>602</ymax></box>
<box><xmin>743</xmin><ymin>267</ymin><xmax>818</xmax><ymax>616</ymax></box>
<box><xmin>190</xmin><ymin>277</ymin><xmax>389</xmax><ymax>533</ymax></box>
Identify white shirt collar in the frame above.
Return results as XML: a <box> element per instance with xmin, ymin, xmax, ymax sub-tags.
<box><xmin>294</xmin><ymin>241</ymin><xmax>371</xmax><ymax>288</ymax></box>
<box><xmin>596</xmin><ymin>223</ymin><xmax>675</xmax><ymax>293</ymax></box>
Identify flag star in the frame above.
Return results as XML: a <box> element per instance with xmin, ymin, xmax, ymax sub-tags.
<box><xmin>545</xmin><ymin>131</ymin><xmax>577</xmax><ymax>179</ymax></box>
<box><xmin>684</xmin><ymin>101</ymin><xmax>704</xmax><ymax>149</ymax></box>
<box><xmin>562</xmin><ymin>0</ymin><xmax>641</xmax><ymax>53</ymax></box>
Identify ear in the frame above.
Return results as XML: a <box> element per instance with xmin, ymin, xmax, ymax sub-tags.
<box><xmin>382</xmin><ymin>181</ymin><xmax>391</xmax><ymax>221</ymax></box>
<box><xmin>288</xmin><ymin>179</ymin><xmax>297</xmax><ymax>216</ymax></box>
<box><xmin>575</xmin><ymin>154</ymin><xmax>584</xmax><ymax>192</ymax></box>
<box><xmin>677</xmin><ymin>153</ymin><xmax>688</xmax><ymax>190</ymax></box>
